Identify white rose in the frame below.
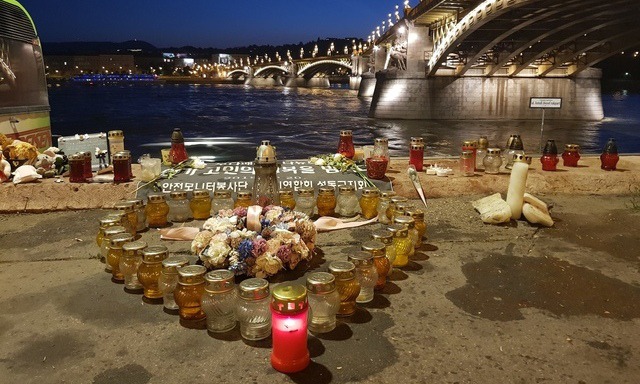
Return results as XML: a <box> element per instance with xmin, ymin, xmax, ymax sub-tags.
<box><xmin>333</xmin><ymin>153</ymin><xmax>343</xmax><ymax>161</ymax></box>
<box><xmin>314</xmin><ymin>158</ymin><xmax>326</xmax><ymax>166</ymax></box>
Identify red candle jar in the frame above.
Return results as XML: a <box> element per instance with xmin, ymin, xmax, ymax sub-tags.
<box><xmin>337</xmin><ymin>130</ymin><xmax>355</xmax><ymax>159</ymax></box>
<box><xmin>540</xmin><ymin>140</ymin><xmax>559</xmax><ymax>171</ymax></box>
<box><xmin>409</xmin><ymin>143</ymin><xmax>424</xmax><ymax>171</ymax></box>
<box><xmin>69</xmin><ymin>153</ymin><xmax>86</xmax><ymax>183</ymax></box>
<box><xmin>169</xmin><ymin>128</ymin><xmax>189</xmax><ymax>165</ymax></box>
<box><xmin>271</xmin><ymin>284</ymin><xmax>310</xmax><ymax>373</ymax></box>
<box><xmin>113</xmin><ymin>152</ymin><xmax>131</xmax><ymax>183</ymax></box>
<box><xmin>459</xmin><ymin>150</ymin><xmax>475</xmax><ymax>176</ymax></box>
<box><xmin>366</xmin><ymin>156</ymin><xmax>388</xmax><ymax>180</ymax></box>
<box><xmin>561</xmin><ymin>144</ymin><xmax>581</xmax><ymax>167</ymax></box>
<box><xmin>600</xmin><ymin>138</ymin><xmax>619</xmax><ymax>171</ymax></box>
<box><xmin>462</xmin><ymin>140</ymin><xmax>477</xmax><ymax>170</ymax></box>
<box><xmin>82</xmin><ymin>151</ymin><xmax>93</xmax><ymax>179</ymax></box>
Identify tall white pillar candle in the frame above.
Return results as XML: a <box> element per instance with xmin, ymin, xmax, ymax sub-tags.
<box><xmin>506</xmin><ymin>154</ymin><xmax>529</xmax><ymax>220</ymax></box>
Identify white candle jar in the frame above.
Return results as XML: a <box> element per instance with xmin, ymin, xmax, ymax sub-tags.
<box><xmin>236</xmin><ymin>278</ymin><xmax>271</xmax><ymax>341</ymax></box>
<box><xmin>306</xmin><ymin>272</ymin><xmax>341</xmax><ymax>333</ymax></box>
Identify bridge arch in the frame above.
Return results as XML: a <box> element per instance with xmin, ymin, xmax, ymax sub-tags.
<box><xmin>425</xmin><ymin>0</ymin><xmax>640</xmax><ymax>77</ymax></box>
<box><xmin>297</xmin><ymin>60</ymin><xmax>352</xmax><ymax>79</ymax></box>
<box><xmin>227</xmin><ymin>69</ymin><xmax>250</xmax><ymax>79</ymax></box>
<box><xmin>253</xmin><ymin>65</ymin><xmax>288</xmax><ymax>78</ymax></box>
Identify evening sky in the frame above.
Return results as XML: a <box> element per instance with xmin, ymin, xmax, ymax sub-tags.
<box><xmin>19</xmin><ymin>0</ymin><xmax>400</xmax><ymax>48</ymax></box>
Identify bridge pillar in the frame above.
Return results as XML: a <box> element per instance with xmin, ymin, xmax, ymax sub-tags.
<box><xmin>406</xmin><ymin>24</ymin><xmax>431</xmax><ymax>75</ymax></box>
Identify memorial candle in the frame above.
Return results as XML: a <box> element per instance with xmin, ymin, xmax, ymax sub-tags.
<box><xmin>270</xmin><ymin>284</ymin><xmax>310</xmax><ymax>373</ymax></box>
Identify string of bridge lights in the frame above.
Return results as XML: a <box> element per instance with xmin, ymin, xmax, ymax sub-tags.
<box><xmin>225</xmin><ymin>1</ymin><xmax>414</xmax><ymax>69</ymax></box>
<box><xmin>367</xmin><ymin>1</ymin><xmax>411</xmax><ymax>47</ymax></box>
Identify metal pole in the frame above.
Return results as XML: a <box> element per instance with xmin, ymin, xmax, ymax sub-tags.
<box><xmin>539</xmin><ymin>108</ymin><xmax>545</xmax><ymax>153</ymax></box>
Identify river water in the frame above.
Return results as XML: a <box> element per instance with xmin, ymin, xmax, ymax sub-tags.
<box><xmin>48</xmin><ymin>83</ymin><xmax>640</xmax><ymax>161</ymax></box>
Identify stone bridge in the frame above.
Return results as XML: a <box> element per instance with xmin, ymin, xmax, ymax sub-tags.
<box><xmin>227</xmin><ymin>56</ymin><xmax>354</xmax><ymax>88</ymax></box>
<box><xmin>361</xmin><ymin>0</ymin><xmax>640</xmax><ymax>120</ymax></box>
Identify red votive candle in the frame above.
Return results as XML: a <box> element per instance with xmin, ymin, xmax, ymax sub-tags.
<box><xmin>562</xmin><ymin>144</ymin><xmax>581</xmax><ymax>167</ymax></box>
<box><xmin>409</xmin><ymin>143</ymin><xmax>424</xmax><ymax>171</ymax></box>
<box><xmin>338</xmin><ymin>130</ymin><xmax>355</xmax><ymax>159</ymax></box>
<box><xmin>113</xmin><ymin>152</ymin><xmax>131</xmax><ymax>183</ymax></box>
<box><xmin>271</xmin><ymin>284</ymin><xmax>310</xmax><ymax>373</ymax></box>
<box><xmin>69</xmin><ymin>153</ymin><xmax>86</xmax><ymax>183</ymax></box>
<box><xmin>366</xmin><ymin>157</ymin><xmax>388</xmax><ymax>180</ymax></box>
<box><xmin>82</xmin><ymin>151</ymin><xmax>93</xmax><ymax>179</ymax></box>
<box><xmin>600</xmin><ymin>138</ymin><xmax>619</xmax><ymax>171</ymax></box>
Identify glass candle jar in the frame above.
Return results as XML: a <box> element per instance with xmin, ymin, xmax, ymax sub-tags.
<box><xmin>96</xmin><ymin>215</ymin><xmax>121</xmax><ymax>249</ymax></box>
<box><xmin>372</xmin><ymin>137</ymin><xmax>390</xmax><ymax>161</ymax></box>
<box><xmin>279</xmin><ymin>189</ymin><xmax>296</xmax><ymax>211</ymax></box>
<box><xmin>476</xmin><ymin>136</ymin><xmax>488</xmax><ymax>171</ymax></box>
<box><xmin>306</xmin><ymin>272</ymin><xmax>341</xmax><ymax>333</ymax></box>
<box><xmin>409</xmin><ymin>143</ymin><xmax>425</xmax><ymax>171</ymax></box>
<box><xmin>107</xmin><ymin>130</ymin><xmax>125</xmax><ymax>164</ymax></box>
<box><xmin>462</xmin><ymin>140</ymin><xmax>477</xmax><ymax>171</ymax></box>
<box><xmin>138</xmin><ymin>245</ymin><xmax>168</xmax><ymax>300</ymax></box>
<box><xmin>317</xmin><ymin>187</ymin><xmax>336</xmax><ymax>217</ymax></box>
<box><xmin>68</xmin><ymin>153</ymin><xmax>85</xmax><ymax>183</ymax></box>
<box><xmin>101</xmin><ymin>226</ymin><xmax>126</xmax><ymax>271</ymax></box>
<box><xmin>337</xmin><ymin>130</ymin><xmax>355</xmax><ymax>159</ymax></box>
<box><xmin>406</xmin><ymin>209</ymin><xmax>426</xmax><ymax>246</ymax></box>
<box><xmin>460</xmin><ymin>150</ymin><xmax>475</xmax><ymax>177</ymax></box>
<box><xmin>296</xmin><ymin>187</ymin><xmax>316</xmax><ymax>217</ymax></box>
<box><xmin>190</xmin><ymin>189</ymin><xmax>211</xmax><ymax>220</ymax></box>
<box><xmin>120</xmin><ymin>240</ymin><xmax>147</xmax><ymax>292</ymax></box>
<box><xmin>237</xmin><ymin>278</ymin><xmax>271</xmax><ymax>341</ymax></box>
<box><xmin>348</xmin><ymin>251</ymin><xmax>378</xmax><ymax>303</ymax></box>
<box><xmin>168</xmin><ymin>190</ymin><xmax>192</xmax><ymax>223</ymax></box>
<box><xmin>540</xmin><ymin>139</ymin><xmax>559</xmax><ymax>171</ymax></box>
<box><xmin>107</xmin><ymin>233</ymin><xmax>134</xmax><ymax>283</ymax></box>
<box><xmin>361</xmin><ymin>240</ymin><xmax>389</xmax><ymax>291</ymax></box>
<box><xmin>234</xmin><ymin>190</ymin><xmax>253</xmax><ymax>208</ymax></box>
<box><xmin>328</xmin><ymin>261</ymin><xmax>360</xmax><ymax>317</ymax></box>
<box><xmin>394</xmin><ymin>203</ymin><xmax>408</xmax><ymax>218</ymax></box>
<box><xmin>394</xmin><ymin>215</ymin><xmax>418</xmax><ymax>256</ymax></box>
<box><xmin>82</xmin><ymin>151</ymin><xmax>93</xmax><ymax>179</ymax></box>
<box><xmin>366</xmin><ymin>156</ymin><xmax>388</xmax><ymax>180</ymax></box>
<box><xmin>359</xmin><ymin>188</ymin><xmax>380</xmax><ymax>219</ymax></box>
<box><xmin>113</xmin><ymin>200</ymin><xmax>137</xmax><ymax>236</ymax></box>
<box><xmin>201</xmin><ymin>270</ymin><xmax>237</xmax><ymax>333</ymax></box>
<box><xmin>600</xmin><ymin>138</ymin><xmax>620</xmax><ymax>171</ymax></box>
<box><xmin>175</xmin><ymin>265</ymin><xmax>207</xmax><ymax>322</ymax></box>
<box><xmin>377</xmin><ymin>191</ymin><xmax>396</xmax><ymax>224</ymax></box>
<box><xmin>211</xmin><ymin>189</ymin><xmax>235</xmax><ymax>216</ymax></box>
<box><xmin>387</xmin><ymin>196</ymin><xmax>408</xmax><ymax>223</ymax></box>
<box><xmin>145</xmin><ymin>194</ymin><xmax>170</xmax><ymax>228</ymax></box>
<box><xmin>270</xmin><ymin>284</ymin><xmax>310</xmax><ymax>373</ymax></box>
<box><xmin>483</xmin><ymin>148</ymin><xmax>503</xmax><ymax>174</ymax></box>
<box><xmin>388</xmin><ymin>224</ymin><xmax>411</xmax><ymax>268</ymax></box>
<box><xmin>125</xmin><ymin>199</ymin><xmax>147</xmax><ymax>232</ymax></box>
<box><xmin>113</xmin><ymin>152</ymin><xmax>131</xmax><ymax>183</ymax></box>
<box><xmin>505</xmin><ymin>135</ymin><xmax>524</xmax><ymax>170</ymax></box>
<box><xmin>336</xmin><ymin>185</ymin><xmax>359</xmax><ymax>218</ymax></box>
<box><xmin>562</xmin><ymin>144</ymin><xmax>581</xmax><ymax>167</ymax></box>
<box><xmin>371</xmin><ymin>229</ymin><xmax>396</xmax><ymax>273</ymax></box>
<box><xmin>158</xmin><ymin>255</ymin><xmax>189</xmax><ymax>311</ymax></box>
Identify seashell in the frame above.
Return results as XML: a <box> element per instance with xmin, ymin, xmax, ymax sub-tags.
<box><xmin>522</xmin><ymin>203</ymin><xmax>554</xmax><ymax>227</ymax></box>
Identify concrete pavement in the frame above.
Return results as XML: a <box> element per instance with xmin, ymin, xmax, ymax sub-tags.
<box><xmin>1</xmin><ymin>194</ymin><xmax>639</xmax><ymax>383</ymax></box>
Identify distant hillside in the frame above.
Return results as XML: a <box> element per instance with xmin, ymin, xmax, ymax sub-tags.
<box><xmin>42</xmin><ymin>40</ymin><xmax>159</xmax><ymax>55</ymax></box>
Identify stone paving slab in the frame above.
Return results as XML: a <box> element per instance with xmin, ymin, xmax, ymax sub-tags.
<box><xmin>1</xmin><ymin>195</ymin><xmax>640</xmax><ymax>383</ymax></box>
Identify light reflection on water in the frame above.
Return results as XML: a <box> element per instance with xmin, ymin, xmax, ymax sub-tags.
<box><xmin>48</xmin><ymin>83</ymin><xmax>640</xmax><ymax>162</ymax></box>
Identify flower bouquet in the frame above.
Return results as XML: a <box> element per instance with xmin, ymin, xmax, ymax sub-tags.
<box><xmin>309</xmin><ymin>153</ymin><xmax>377</xmax><ymax>188</ymax></box>
<box><xmin>190</xmin><ymin>205</ymin><xmax>317</xmax><ymax>278</ymax></box>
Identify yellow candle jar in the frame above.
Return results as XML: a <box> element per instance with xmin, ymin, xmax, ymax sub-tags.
<box><xmin>388</xmin><ymin>224</ymin><xmax>411</xmax><ymax>268</ymax></box>
<box><xmin>120</xmin><ymin>240</ymin><xmax>147</xmax><ymax>292</ymax></box>
<box><xmin>101</xmin><ymin>226</ymin><xmax>127</xmax><ymax>271</ymax></box>
<box><xmin>406</xmin><ymin>209</ymin><xmax>426</xmax><ymax>246</ymax></box>
<box><xmin>361</xmin><ymin>240</ymin><xmax>390</xmax><ymax>291</ymax></box>
<box><xmin>174</xmin><ymin>265</ymin><xmax>207</xmax><ymax>322</ymax></box>
<box><xmin>235</xmin><ymin>190</ymin><xmax>253</xmax><ymax>208</ymax></box>
<box><xmin>359</xmin><ymin>188</ymin><xmax>380</xmax><ymax>219</ymax></box>
<box><xmin>394</xmin><ymin>215</ymin><xmax>418</xmax><ymax>256</ymax></box>
<box><xmin>328</xmin><ymin>261</ymin><xmax>360</xmax><ymax>317</ymax></box>
<box><xmin>377</xmin><ymin>191</ymin><xmax>396</xmax><ymax>224</ymax></box>
<box><xmin>190</xmin><ymin>189</ymin><xmax>212</xmax><ymax>220</ymax></box>
<box><xmin>145</xmin><ymin>194</ymin><xmax>170</xmax><ymax>228</ymax></box>
<box><xmin>96</xmin><ymin>215</ymin><xmax>121</xmax><ymax>248</ymax></box>
<box><xmin>317</xmin><ymin>187</ymin><xmax>336</xmax><ymax>217</ymax></box>
<box><xmin>371</xmin><ymin>229</ymin><xmax>396</xmax><ymax>273</ymax></box>
<box><xmin>113</xmin><ymin>201</ymin><xmax>138</xmax><ymax>236</ymax></box>
<box><xmin>138</xmin><ymin>245</ymin><xmax>168</xmax><ymax>300</ymax></box>
<box><xmin>386</xmin><ymin>196</ymin><xmax>408</xmax><ymax>223</ymax></box>
<box><xmin>278</xmin><ymin>189</ymin><xmax>296</xmax><ymax>210</ymax></box>
<box><xmin>107</xmin><ymin>233</ymin><xmax>134</xmax><ymax>283</ymax></box>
